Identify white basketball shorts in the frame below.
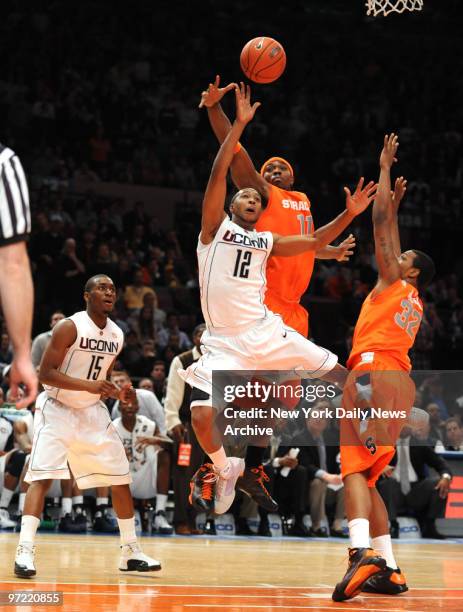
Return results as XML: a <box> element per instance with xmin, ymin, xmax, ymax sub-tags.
<box><xmin>179</xmin><ymin>312</ymin><xmax>338</xmax><ymax>408</ymax></box>
<box><xmin>26</xmin><ymin>394</ymin><xmax>131</xmax><ymax>489</ymax></box>
<box><xmin>129</xmin><ymin>447</ymin><xmax>159</xmax><ymax>499</ymax></box>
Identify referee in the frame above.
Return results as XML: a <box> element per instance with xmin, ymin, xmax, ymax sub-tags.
<box><xmin>0</xmin><ymin>142</ymin><xmax>37</xmax><ymax>408</ymax></box>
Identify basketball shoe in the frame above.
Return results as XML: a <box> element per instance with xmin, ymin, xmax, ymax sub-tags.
<box><xmin>214</xmin><ymin>458</ymin><xmax>245</xmax><ymax>514</ymax></box>
<box><xmin>0</xmin><ymin>508</ymin><xmax>16</xmax><ymax>529</ymax></box>
<box><xmin>189</xmin><ymin>464</ymin><xmax>218</xmax><ymax>512</ymax></box>
<box><xmin>332</xmin><ymin>547</ymin><xmax>387</xmax><ymax>602</ymax></box>
<box><xmin>119</xmin><ymin>542</ymin><xmax>161</xmax><ymax>572</ymax></box>
<box><xmin>362</xmin><ymin>567</ymin><xmax>408</xmax><ymax>595</ymax></box>
<box><xmin>236</xmin><ymin>465</ymin><xmax>278</xmax><ymax>512</ymax></box>
<box><xmin>14</xmin><ymin>544</ymin><xmax>36</xmax><ymax>578</ymax></box>
<box><xmin>153</xmin><ymin>510</ymin><xmax>174</xmax><ymax>535</ymax></box>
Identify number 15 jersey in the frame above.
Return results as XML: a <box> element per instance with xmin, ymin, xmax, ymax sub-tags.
<box><xmin>44</xmin><ymin>311</ymin><xmax>124</xmax><ymax>408</ymax></box>
<box><xmin>198</xmin><ymin>216</ymin><xmax>273</xmax><ymax>329</ymax></box>
<box><xmin>348</xmin><ymin>279</ymin><xmax>423</xmax><ymax>372</ymax></box>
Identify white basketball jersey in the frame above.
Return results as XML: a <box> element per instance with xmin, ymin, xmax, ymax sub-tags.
<box><xmin>198</xmin><ymin>216</ymin><xmax>273</xmax><ymax>328</ymax></box>
<box><xmin>113</xmin><ymin>415</ymin><xmax>156</xmax><ymax>472</ymax></box>
<box><xmin>45</xmin><ymin>311</ymin><xmax>124</xmax><ymax>409</ymax></box>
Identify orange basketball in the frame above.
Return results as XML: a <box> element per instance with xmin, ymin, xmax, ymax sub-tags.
<box><xmin>240</xmin><ymin>37</ymin><xmax>286</xmax><ymax>84</ymax></box>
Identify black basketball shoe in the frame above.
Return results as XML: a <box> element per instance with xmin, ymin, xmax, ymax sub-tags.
<box><xmin>332</xmin><ymin>547</ymin><xmax>387</xmax><ymax>602</ymax></box>
<box><xmin>362</xmin><ymin>567</ymin><xmax>408</xmax><ymax>595</ymax></box>
<box><xmin>236</xmin><ymin>465</ymin><xmax>278</xmax><ymax>512</ymax></box>
<box><xmin>189</xmin><ymin>463</ymin><xmax>217</xmax><ymax>512</ymax></box>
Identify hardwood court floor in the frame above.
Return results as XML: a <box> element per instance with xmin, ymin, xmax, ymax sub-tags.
<box><xmin>1</xmin><ymin>533</ymin><xmax>463</xmax><ymax>611</ymax></box>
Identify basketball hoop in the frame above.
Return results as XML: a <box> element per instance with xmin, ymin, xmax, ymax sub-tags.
<box><xmin>366</xmin><ymin>0</ymin><xmax>423</xmax><ymax>17</ymax></box>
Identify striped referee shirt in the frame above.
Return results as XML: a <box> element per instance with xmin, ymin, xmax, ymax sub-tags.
<box><xmin>0</xmin><ymin>143</ymin><xmax>31</xmax><ymax>246</ymax></box>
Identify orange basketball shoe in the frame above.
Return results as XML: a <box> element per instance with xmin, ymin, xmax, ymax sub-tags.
<box><xmin>362</xmin><ymin>566</ymin><xmax>409</xmax><ymax>595</ymax></box>
<box><xmin>332</xmin><ymin>547</ymin><xmax>387</xmax><ymax>602</ymax></box>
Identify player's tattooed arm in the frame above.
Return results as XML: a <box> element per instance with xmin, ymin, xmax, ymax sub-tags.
<box><xmin>201</xmin><ymin>75</ymin><xmax>270</xmax><ymax>199</ymax></box>
<box><xmin>373</xmin><ymin>134</ymin><xmax>401</xmax><ymax>287</ymax></box>
<box><xmin>39</xmin><ymin>319</ymin><xmax>118</xmax><ymax>397</ymax></box>
<box><xmin>201</xmin><ymin>83</ymin><xmax>260</xmax><ymax>244</ymax></box>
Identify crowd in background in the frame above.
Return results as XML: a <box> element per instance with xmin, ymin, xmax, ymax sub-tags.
<box><xmin>0</xmin><ymin>0</ymin><xmax>463</xmax><ymax>536</ymax></box>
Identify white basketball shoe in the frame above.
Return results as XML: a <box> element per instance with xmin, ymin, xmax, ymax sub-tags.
<box><xmin>119</xmin><ymin>542</ymin><xmax>162</xmax><ymax>572</ymax></box>
<box><xmin>0</xmin><ymin>508</ymin><xmax>16</xmax><ymax>529</ymax></box>
<box><xmin>14</xmin><ymin>543</ymin><xmax>36</xmax><ymax>578</ymax></box>
<box><xmin>214</xmin><ymin>457</ymin><xmax>245</xmax><ymax>515</ymax></box>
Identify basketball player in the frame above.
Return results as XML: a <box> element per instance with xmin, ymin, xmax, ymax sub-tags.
<box><xmin>331</xmin><ymin>135</ymin><xmax>435</xmax><ymax>602</ymax></box>
<box><xmin>14</xmin><ymin>275</ymin><xmax>161</xmax><ymax>577</ymax></box>
<box><xmin>184</xmin><ymin>82</ymin><xmax>377</xmax><ymax>515</ymax></box>
<box><xmin>199</xmin><ymin>76</ymin><xmax>356</xmax><ymax>508</ymax></box>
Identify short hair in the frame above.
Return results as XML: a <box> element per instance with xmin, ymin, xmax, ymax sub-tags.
<box><xmin>111</xmin><ymin>370</ymin><xmax>130</xmax><ymax>380</ymax></box>
<box><xmin>412</xmin><ymin>250</ymin><xmax>435</xmax><ymax>290</ymax></box>
<box><xmin>84</xmin><ymin>274</ymin><xmax>112</xmax><ymax>292</ymax></box>
<box><xmin>445</xmin><ymin>417</ymin><xmax>462</xmax><ymax>429</ymax></box>
<box><xmin>153</xmin><ymin>360</ymin><xmax>165</xmax><ymax>368</ymax></box>
<box><xmin>193</xmin><ymin>323</ymin><xmax>206</xmax><ymax>336</ymax></box>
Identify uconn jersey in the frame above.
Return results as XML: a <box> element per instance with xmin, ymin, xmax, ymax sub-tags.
<box><xmin>198</xmin><ymin>216</ymin><xmax>273</xmax><ymax>328</ymax></box>
<box><xmin>44</xmin><ymin>311</ymin><xmax>124</xmax><ymax>408</ymax></box>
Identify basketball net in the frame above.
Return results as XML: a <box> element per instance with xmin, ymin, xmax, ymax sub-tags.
<box><xmin>366</xmin><ymin>0</ymin><xmax>423</xmax><ymax>17</ymax></box>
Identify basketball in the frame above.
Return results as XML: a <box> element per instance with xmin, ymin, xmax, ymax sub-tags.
<box><xmin>240</xmin><ymin>37</ymin><xmax>286</xmax><ymax>84</ymax></box>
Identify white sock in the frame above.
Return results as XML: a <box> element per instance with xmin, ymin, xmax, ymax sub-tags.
<box><xmin>156</xmin><ymin>494</ymin><xmax>168</xmax><ymax>513</ymax></box>
<box><xmin>19</xmin><ymin>515</ymin><xmax>40</xmax><ymax>546</ymax></box>
<box><xmin>18</xmin><ymin>493</ymin><xmax>26</xmax><ymax>514</ymax></box>
<box><xmin>96</xmin><ymin>497</ymin><xmax>109</xmax><ymax>507</ymax></box>
<box><xmin>209</xmin><ymin>448</ymin><xmax>229</xmax><ymax>471</ymax></box>
<box><xmin>61</xmin><ymin>497</ymin><xmax>72</xmax><ymax>516</ymax></box>
<box><xmin>0</xmin><ymin>487</ymin><xmax>14</xmax><ymax>509</ymax></box>
<box><xmin>72</xmin><ymin>495</ymin><xmax>84</xmax><ymax>506</ymax></box>
<box><xmin>117</xmin><ymin>516</ymin><xmax>137</xmax><ymax>546</ymax></box>
<box><xmin>348</xmin><ymin>518</ymin><xmax>370</xmax><ymax>549</ymax></box>
<box><xmin>372</xmin><ymin>534</ymin><xmax>398</xmax><ymax>569</ymax></box>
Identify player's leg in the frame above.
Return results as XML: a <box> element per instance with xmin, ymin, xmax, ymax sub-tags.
<box><xmin>93</xmin><ymin>486</ymin><xmax>117</xmax><ymax>533</ymax></box>
<box><xmin>16</xmin><ymin>397</ymin><xmax>72</xmax><ymax>578</ymax></box>
<box><xmin>1</xmin><ymin>450</ymin><xmax>26</xmax><ymax>528</ymax></box>
<box><xmin>331</xmin><ymin>470</ymin><xmax>386</xmax><ymax>601</ymax></box>
<box><xmin>69</xmin><ymin>403</ymin><xmax>161</xmax><ymax>571</ymax></box>
<box><xmin>360</xmin><ymin>487</ymin><xmax>408</xmax><ymax>595</ymax></box>
<box><xmin>153</xmin><ymin>448</ymin><xmax>173</xmax><ymax>534</ymax></box>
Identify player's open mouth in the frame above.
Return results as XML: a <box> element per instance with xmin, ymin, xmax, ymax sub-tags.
<box><xmin>271</xmin><ymin>176</ymin><xmax>282</xmax><ymax>183</ymax></box>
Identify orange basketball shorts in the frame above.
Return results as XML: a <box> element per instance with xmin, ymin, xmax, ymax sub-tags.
<box><xmin>340</xmin><ymin>353</ymin><xmax>416</xmax><ymax>487</ymax></box>
<box><xmin>265</xmin><ymin>292</ymin><xmax>309</xmax><ymax>338</ymax></box>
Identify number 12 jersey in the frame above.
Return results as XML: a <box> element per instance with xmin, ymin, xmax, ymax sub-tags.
<box><xmin>198</xmin><ymin>216</ymin><xmax>273</xmax><ymax>329</ymax></box>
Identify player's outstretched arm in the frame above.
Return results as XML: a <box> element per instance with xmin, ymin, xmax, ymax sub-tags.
<box><xmin>39</xmin><ymin>320</ymin><xmax>118</xmax><ymax>397</ymax></box>
<box><xmin>272</xmin><ymin>178</ymin><xmax>376</xmax><ymax>256</ymax></box>
<box><xmin>373</xmin><ymin>134</ymin><xmax>402</xmax><ymax>287</ymax></box>
<box><xmin>390</xmin><ymin>176</ymin><xmax>407</xmax><ymax>257</ymax></box>
<box><xmin>201</xmin><ymin>83</ymin><xmax>260</xmax><ymax>245</ymax></box>
<box><xmin>200</xmin><ymin>76</ymin><xmax>269</xmax><ymax>198</ymax></box>
<box><xmin>315</xmin><ymin>235</ymin><xmax>356</xmax><ymax>262</ymax></box>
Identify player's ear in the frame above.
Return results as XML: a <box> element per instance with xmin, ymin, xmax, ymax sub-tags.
<box><xmin>83</xmin><ymin>291</ymin><xmax>89</xmax><ymax>304</ymax></box>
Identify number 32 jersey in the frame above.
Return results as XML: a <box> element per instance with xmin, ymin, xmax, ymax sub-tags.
<box><xmin>198</xmin><ymin>216</ymin><xmax>273</xmax><ymax>329</ymax></box>
<box><xmin>348</xmin><ymin>279</ymin><xmax>423</xmax><ymax>372</ymax></box>
<box><xmin>44</xmin><ymin>311</ymin><xmax>124</xmax><ymax>408</ymax></box>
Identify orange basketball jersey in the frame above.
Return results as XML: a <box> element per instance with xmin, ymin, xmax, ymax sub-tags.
<box><xmin>348</xmin><ymin>279</ymin><xmax>423</xmax><ymax>372</ymax></box>
<box><xmin>255</xmin><ymin>184</ymin><xmax>315</xmax><ymax>302</ymax></box>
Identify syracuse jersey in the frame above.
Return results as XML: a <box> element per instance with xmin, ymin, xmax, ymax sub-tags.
<box><xmin>348</xmin><ymin>279</ymin><xmax>423</xmax><ymax>372</ymax></box>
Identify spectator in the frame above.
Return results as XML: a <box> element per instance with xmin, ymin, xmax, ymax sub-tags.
<box><xmin>138</xmin><ymin>378</ymin><xmax>154</xmax><ymax>393</ymax></box>
<box><xmin>31</xmin><ymin>311</ymin><xmax>65</xmax><ymax>368</ymax></box>
<box><xmin>123</xmin><ymin>269</ymin><xmax>156</xmax><ymax>312</ymax></box>
<box><xmin>164</xmin><ymin>324</ymin><xmax>206</xmax><ymax>534</ymax></box>
<box><xmin>157</xmin><ymin>313</ymin><xmax>192</xmax><ymax>351</ymax></box>
<box><xmin>376</xmin><ymin>426</ymin><xmax>452</xmax><ymax>539</ymax></box>
<box><xmin>131</xmin><ymin>340</ymin><xmax>158</xmax><ymax>378</ymax></box>
<box><xmin>111</xmin><ymin>370</ymin><xmax>165</xmax><ymax>426</ymax></box>
<box><xmin>113</xmin><ymin>384</ymin><xmax>173</xmax><ymax>534</ymax></box>
<box><xmin>425</xmin><ymin>402</ymin><xmax>445</xmax><ymax>445</ymax></box>
<box><xmin>55</xmin><ymin>238</ymin><xmax>86</xmax><ymax>313</ymax></box>
<box><xmin>150</xmin><ymin>360</ymin><xmax>166</xmax><ymax>402</ymax></box>
<box><xmin>443</xmin><ymin>417</ymin><xmax>463</xmax><ymax>451</ymax></box>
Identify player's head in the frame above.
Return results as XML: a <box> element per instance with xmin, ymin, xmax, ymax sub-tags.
<box><xmin>398</xmin><ymin>250</ymin><xmax>435</xmax><ymax>291</ymax></box>
<box><xmin>230</xmin><ymin>188</ymin><xmax>263</xmax><ymax>226</ymax></box>
<box><xmin>260</xmin><ymin>156</ymin><xmax>294</xmax><ymax>190</ymax></box>
<box><xmin>84</xmin><ymin>275</ymin><xmax>116</xmax><ymax>315</ymax></box>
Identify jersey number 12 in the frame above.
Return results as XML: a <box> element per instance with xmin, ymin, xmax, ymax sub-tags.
<box><xmin>233</xmin><ymin>249</ymin><xmax>252</xmax><ymax>278</ymax></box>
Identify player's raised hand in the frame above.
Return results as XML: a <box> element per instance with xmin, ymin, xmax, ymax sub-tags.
<box><xmin>235</xmin><ymin>82</ymin><xmax>261</xmax><ymax>125</ymax></box>
<box><xmin>344</xmin><ymin>178</ymin><xmax>378</xmax><ymax>216</ymax></box>
<box><xmin>335</xmin><ymin>234</ymin><xmax>356</xmax><ymax>262</ymax></box>
<box><xmin>199</xmin><ymin>75</ymin><xmax>235</xmax><ymax>108</ymax></box>
<box><xmin>380</xmin><ymin>133</ymin><xmax>399</xmax><ymax>170</ymax></box>
<box><xmin>391</xmin><ymin>176</ymin><xmax>407</xmax><ymax>212</ymax></box>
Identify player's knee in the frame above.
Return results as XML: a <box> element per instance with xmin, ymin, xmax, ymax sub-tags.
<box><xmin>191</xmin><ymin>405</ymin><xmax>212</xmax><ymax>433</ymax></box>
<box><xmin>5</xmin><ymin>449</ymin><xmax>27</xmax><ymax>479</ymax></box>
<box><xmin>30</xmin><ymin>479</ymin><xmax>53</xmax><ymax>494</ymax></box>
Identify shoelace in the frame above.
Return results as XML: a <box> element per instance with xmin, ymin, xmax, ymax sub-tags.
<box><xmin>17</xmin><ymin>544</ymin><xmax>34</xmax><ymax>555</ymax></box>
<box><xmin>201</xmin><ymin>470</ymin><xmax>218</xmax><ymax>501</ymax></box>
<box><xmin>251</xmin><ymin>466</ymin><xmax>271</xmax><ymax>492</ymax></box>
